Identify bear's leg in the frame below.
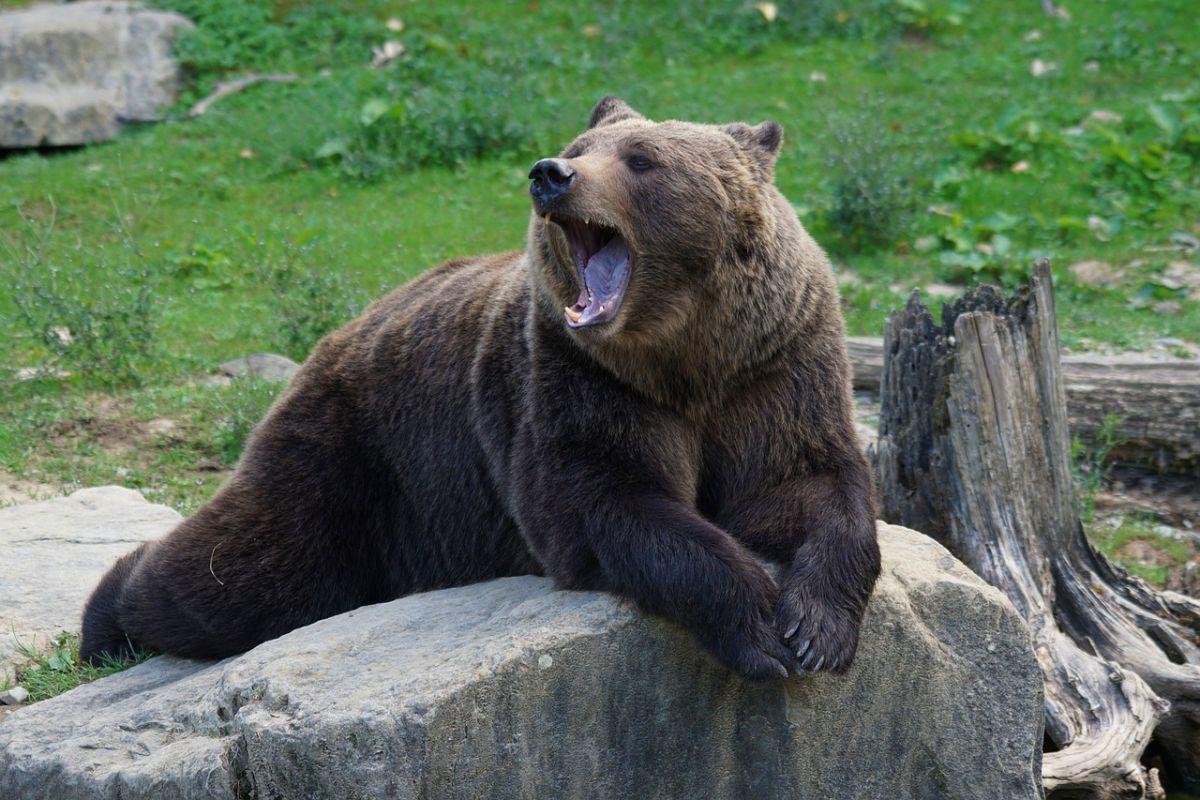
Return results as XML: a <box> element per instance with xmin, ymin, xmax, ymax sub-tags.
<box><xmin>514</xmin><ymin>455</ymin><xmax>793</xmax><ymax>680</ymax></box>
<box><xmin>80</xmin><ymin>542</ymin><xmax>150</xmax><ymax>663</ymax></box>
<box><xmin>544</xmin><ymin>493</ymin><xmax>793</xmax><ymax>680</ymax></box>
<box><xmin>103</xmin><ymin>477</ymin><xmax>397</xmax><ymax>661</ymax></box>
<box><xmin>512</xmin><ymin>333</ymin><xmax>798</xmax><ymax>680</ymax></box>
<box><xmin>753</xmin><ymin>463</ymin><xmax>881</xmax><ymax>675</ymax></box>
<box><xmin>80</xmin><ymin>394</ymin><xmax>401</xmax><ymax>663</ymax></box>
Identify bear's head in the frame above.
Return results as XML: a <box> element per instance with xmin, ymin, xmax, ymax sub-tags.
<box><xmin>526</xmin><ymin>97</ymin><xmax>790</xmax><ymax>344</ymax></box>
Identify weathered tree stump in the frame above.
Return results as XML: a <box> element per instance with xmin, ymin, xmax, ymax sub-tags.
<box><xmin>846</xmin><ymin>336</ymin><xmax>1200</xmax><ymax>476</ymax></box>
<box><xmin>874</xmin><ymin>260</ymin><xmax>1200</xmax><ymax>798</ymax></box>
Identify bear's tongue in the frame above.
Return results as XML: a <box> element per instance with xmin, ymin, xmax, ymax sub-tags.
<box><xmin>565</xmin><ymin>234</ymin><xmax>631</xmax><ymax>329</ymax></box>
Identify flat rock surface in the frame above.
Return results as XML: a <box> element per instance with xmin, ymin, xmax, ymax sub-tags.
<box><xmin>218</xmin><ymin>352</ymin><xmax>300</xmax><ymax>382</ymax></box>
<box><xmin>0</xmin><ymin>522</ymin><xmax>1043</xmax><ymax>800</ymax></box>
<box><xmin>0</xmin><ymin>1</ymin><xmax>192</xmax><ymax>147</ymax></box>
<box><xmin>0</xmin><ymin>486</ymin><xmax>180</xmax><ymax>679</ymax></box>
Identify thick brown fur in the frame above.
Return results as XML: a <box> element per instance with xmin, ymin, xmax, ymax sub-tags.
<box><xmin>82</xmin><ymin>98</ymin><xmax>880</xmax><ymax>680</ymax></box>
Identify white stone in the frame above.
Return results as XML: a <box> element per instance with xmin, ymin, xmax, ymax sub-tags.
<box><xmin>0</xmin><ymin>486</ymin><xmax>180</xmax><ymax>679</ymax></box>
<box><xmin>0</xmin><ymin>687</ymin><xmax>28</xmax><ymax>705</ymax></box>
<box><xmin>0</xmin><ymin>1</ymin><xmax>192</xmax><ymax>147</ymax></box>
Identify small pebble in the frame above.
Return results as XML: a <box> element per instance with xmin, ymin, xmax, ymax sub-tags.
<box><xmin>0</xmin><ymin>686</ymin><xmax>30</xmax><ymax>705</ymax></box>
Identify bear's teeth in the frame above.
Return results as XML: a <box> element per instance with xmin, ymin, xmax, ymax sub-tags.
<box><xmin>544</xmin><ymin>213</ymin><xmax>552</xmax><ymax>223</ymax></box>
<box><xmin>564</xmin><ymin>306</ymin><xmax>582</xmax><ymax>324</ymax></box>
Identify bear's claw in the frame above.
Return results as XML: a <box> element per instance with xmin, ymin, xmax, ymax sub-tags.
<box><xmin>713</xmin><ymin>607</ymin><xmax>795</xmax><ymax>681</ymax></box>
<box><xmin>775</xmin><ymin>580</ymin><xmax>862</xmax><ymax>676</ymax></box>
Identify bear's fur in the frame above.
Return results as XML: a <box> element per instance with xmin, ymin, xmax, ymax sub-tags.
<box><xmin>82</xmin><ymin>98</ymin><xmax>880</xmax><ymax>680</ymax></box>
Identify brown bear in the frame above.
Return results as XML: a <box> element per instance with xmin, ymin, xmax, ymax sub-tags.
<box><xmin>82</xmin><ymin>97</ymin><xmax>880</xmax><ymax>680</ymax></box>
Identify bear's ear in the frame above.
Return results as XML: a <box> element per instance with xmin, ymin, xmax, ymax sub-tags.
<box><xmin>723</xmin><ymin>121</ymin><xmax>784</xmax><ymax>176</ymax></box>
<box><xmin>588</xmin><ymin>96</ymin><xmax>645</xmax><ymax>129</ymax></box>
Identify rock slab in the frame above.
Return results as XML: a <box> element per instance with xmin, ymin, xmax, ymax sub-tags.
<box><xmin>0</xmin><ymin>486</ymin><xmax>180</xmax><ymax>679</ymax></box>
<box><xmin>0</xmin><ymin>521</ymin><xmax>1044</xmax><ymax>800</ymax></box>
<box><xmin>0</xmin><ymin>1</ymin><xmax>192</xmax><ymax>147</ymax></box>
<box><xmin>217</xmin><ymin>352</ymin><xmax>300</xmax><ymax>383</ymax></box>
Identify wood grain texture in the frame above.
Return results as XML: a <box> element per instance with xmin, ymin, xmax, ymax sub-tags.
<box><xmin>875</xmin><ymin>262</ymin><xmax>1200</xmax><ymax>798</ymax></box>
<box><xmin>847</xmin><ymin>333</ymin><xmax>1200</xmax><ymax>476</ymax></box>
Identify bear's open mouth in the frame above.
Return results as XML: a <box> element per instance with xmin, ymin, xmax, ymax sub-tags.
<box><xmin>553</xmin><ymin>216</ymin><xmax>631</xmax><ymax>329</ymax></box>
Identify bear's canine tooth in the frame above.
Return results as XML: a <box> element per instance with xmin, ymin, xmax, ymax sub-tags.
<box><xmin>564</xmin><ymin>306</ymin><xmax>582</xmax><ymax>324</ymax></box>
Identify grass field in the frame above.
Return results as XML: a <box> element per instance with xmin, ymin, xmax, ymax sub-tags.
<box><xmin>0</xmin><ymin>3</ymin><xmax>1197</xmax><ymax>537</ymax></box>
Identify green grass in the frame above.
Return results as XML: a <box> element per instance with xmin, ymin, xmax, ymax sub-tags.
<box><xmin>1</xmin><ymin>0</ymin><xmax>1197</xmax><ymax>516</ymax></box>
<box><xmin>1074</xmin><ymin>416</ymin><xmax>1194</xmax><ymax>588</ymax></box>
<box><xmin>1090</xmin><ymin>515</ymin><xmax>1194</xmax><ymax>586</ymax></box>
<box><xmin>0</xmin><ymin>377</ymin><xmax>280</xmax><ymax>514</ymax></box>
<box><xmin>5</xmin><ymin>634</ymin><xmax>151</xmax><ymax>702</ymax></box>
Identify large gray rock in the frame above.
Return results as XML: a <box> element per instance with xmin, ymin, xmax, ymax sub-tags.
<box><xmin>0</xmin><ymin>522</ymin><xmax>1044</xmax><ymax>799</ymax></box>
<box><xmin>0</xmin><ymin>486</ymin><xmax>180</xmax><ymax>679</ymax></box>
<box><xmin>0</xmin><ymin>1</ymin><xmax>192</xmax><ymax>147</ymax></box>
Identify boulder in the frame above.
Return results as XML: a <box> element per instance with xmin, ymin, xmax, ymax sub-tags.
<box><xmin>0</xmin><ymin>1</ymin><xmax>192</xmax><ymax>148</ymax></box>
<box><xmin>0</xmin><ymin>486</ymin><xmax>180</xmax><ymax>680</ymax></box>
<box><xmin>218</xmin><ymin>352</ymin><xmax>300</xmax><ymax>382</ymax></box>
<box><xmin>0</xmin><ymin>522</ymin><xmax>1044</xmax><ymax>800</ymax></box>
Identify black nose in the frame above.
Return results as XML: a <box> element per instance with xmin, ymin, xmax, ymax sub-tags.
<box><xmin>529</xmin><ymin>158</ymin><xmax>577</xmax><ymax>206</ymax></box>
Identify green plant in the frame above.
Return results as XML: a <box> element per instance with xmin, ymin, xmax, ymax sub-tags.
<box><xmin>3</xmin><ymin>230</ymin><xmax>161</xmax><ymax>388</ymax></box>
<box><xmin>1085</xmin><ymin>17</ymin><xmax>1152</xmax><ymax>64</ymax></box>
<box><xmin>929</xmin><ymin>211</ymin><xmax>1041</xmax><ymax>287</ymax></box>
<box><xmin>13</xmin><ymin>633</ymin><xmax>151</xmax><ymax>703</ymax></box>
<box><xmin>314</xmin><ymin>56</ymin><xmax>539</xmax><ymax>180</ymax></box>
<box><xmin>592</xmin><ymin>0</ymin><xmax>930</xmax><ymax>61</ymax></box>
<box><xmin>888</xmin><ymin>0</ymin><xmax>967</xmax><ymax>38</ymax></box>
<box><xmin>1083</xmin><ymin>104</ymin><xmax>1200</xmax><ymax>216</ymax></box>
<box><xmin>952</xmin><ymin>107</ymin><xmax>1066</xmax><ymax>170</ymax></box>
<box><xmin>258</xmin><ymin>259</ymin><xmax>366</xmax><ymax>360</ymax></box>
<box><xmin>1072</xmin><ymin>413</ymin><xmax>1124</xmax><ymax>521</ymax></box>
<box><xmin>154</xmin><ymin>0</ymin><xmax>383</xmax><ymax>93</ymax></box>
<box><xmin>212</xmin><ymin>378</ymin><xmax>281</xmax><ymax>466</ymax></box>
<box><xmin>1148</xmin><ymin>101</ymin><xmax>1200</xmax><ymax>158</ymax></box>
<box><xmin>168</xmin><ymin>243</ymin><xmax>235</xmax><ymax>291</ymax></box>
<box><xmin>824</xmin><ymin>116</ymin><xmax>916</xmax><ymax>251</ymax></box>
<box><xmin>1088</xmin><ymin>515</ymin><xmax>1193</xmax><ymax>587</ymax></box>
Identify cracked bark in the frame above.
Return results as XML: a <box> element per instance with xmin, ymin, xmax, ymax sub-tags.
<box><xmin>846</xmin><ymin>337</ymin><xmax>1200</xmax><ymax>477</ymax></box>
<box><xmin>874</xmin><ymin>261</ymin><xmax>1200</xmax><ymax>798</ymax></box>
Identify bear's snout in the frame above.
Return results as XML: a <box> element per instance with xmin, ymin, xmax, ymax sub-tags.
<box><xmin>529</xmin><ymin>158</ymin><xmax>577</xmax><ymax>210</ymax></box>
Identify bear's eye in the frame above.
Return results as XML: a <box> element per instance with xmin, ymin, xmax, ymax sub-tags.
<box><xmin>626</xmin><ymin>154</ymin><xmax>655</xmax><ymax>172</ymax></box>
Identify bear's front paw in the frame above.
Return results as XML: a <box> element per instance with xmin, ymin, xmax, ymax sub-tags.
<box><xmin>711</xmin><ymin>613</ymin><xmax>793</xmax><ymax>682</ymax></box>
<box><xmin>775</xmin><ymin>579</ymin><xmax>864</xmax><ymax>676</ymax></box>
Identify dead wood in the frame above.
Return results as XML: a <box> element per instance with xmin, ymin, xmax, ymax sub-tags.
<box><xmin>874</xmin><ymin>261</ymin><xmax>1200</xmax><ymax>798</ymax></box>
<box><xmin>847</xmin><ymin>335</ymin><xmax>1200</xmax><ymax>476</ymax></box>
<box><xmin>187</xmin><ymin>73</ymin><xmax>300</xmax><ymax>118</ymax></box>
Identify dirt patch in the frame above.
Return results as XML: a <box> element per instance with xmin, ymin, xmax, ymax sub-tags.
<box><xmin>1116</xmin><ymin>539</ymin><xmax>1175</xmax><ymax>570</ymax></box>
<box><xmin>142</xmin><ymin>418</ymin><xmax>177</xmax><ymax>437</ymax></box>
<box><xmin>1168</xmin><ymin>562</ymin><xmax>1200</xmax><ymax>597</ymax></box>
<box><xmin>1070</xmin><ymin>260</ymin><xmax>1122</xmax><ymax>287</ymax></box>
<box><xmin>1099</xmin><ymin>467</ymin><xmax>1200</xmax><ymax>531</ymax></box>
<box><xmin>46</xmin><ymin>398</ymin><xmax>183</xmax><ymax>455</ymax></box>
<box><xmin>0</xmin><ymin>470</ymin><xmax>57</xmax><ymax>506</ymax></box>
<box><xmin>46</xmin><ymin>397</ymin><xmax>139</xmax><ymax>454</ymax></box>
